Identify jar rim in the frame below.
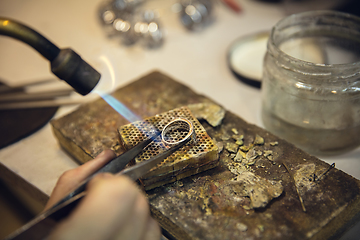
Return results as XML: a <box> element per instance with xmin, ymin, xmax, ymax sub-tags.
<box><xmin>269</xmin><ymin>10</ymin><xmax>360</xmax><ymax>70</ymax></box>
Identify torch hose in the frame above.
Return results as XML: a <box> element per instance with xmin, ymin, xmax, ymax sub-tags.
<box><xmin>0</xmin><ymin>17</ymin><xmax>60</xmax><ymax>61</ymax></box>
<box><xmin>0</xmin><ymin>17</ymin><xmax>100</xmax><ymax>96</ymax></box>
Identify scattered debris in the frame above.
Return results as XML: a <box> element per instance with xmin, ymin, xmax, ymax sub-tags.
<box><xmin>220</xmin><ymin>131</ymin><xmax>231</xmax><ymax>141</ymax></box>
<box><xmin>175</xmin><ymin>181</ymin><xmax>184</xmax><ymax>187</ymax></box>
<box><xmin>221</xmin><ymin>128</ymin><xmax>285</xmax><ymax>209</ymax></box>
<box><xmin>283</xmin><ymin>162</ymin><xmax>307</xmax><ymax>212</ymax></box>
<box><xmin>234</xmin><ymin>150</ymin><xmax>246</xmax><ymax>162</ymax></box>
<box><xmin>188</xmin><ymin>102</ymin><xmax>225</xmax><ymax>127</ymax></box>
<box><xmin>226</xmin><ymin>142</ymin><xmax>239</xmax><ymax>153</ymax></box>
<box><xmin>294</xmin><ymin>163</ymin><xmax>316</xmax><ymax>194</ymax></box>
<box><xmin>231</xmin><ymin>128</ymin><xmax>239</xmax><ymax>135</ymax></box>
<box><xmin>315</xmin><ymin>163</ymin><xmax>335</xmax><ymax>182</ymax></box>
<box><xmin>240</xmin><ymin>145</ymin><xmax>251</xmax><ymax>152</ymax></box>
<box><xmin>213</xmin><ymin>139</ymin><xmax>224</xmax><ymax>153</ymax></box>
<box><xmin>264</xmin><ymin>150</ymin><xmax>274</xmax><ymax>161</ymax></box>
<box><xmin>253</xmin><ymin>134</ymin><xmax>264</xmax><ymax>145</ymax></box>
<box><xmin>244</xmin><ymin>148</ymin><xmax>258</xmax><ymax>165</ymax></box>
<box><xmin>232</xmin><ymin>134</ymin><xmax>244</xmax><ymax>146</ymax></box>
<box><xmin>231</xmin><ymin>171</ymin><xmax>283</xmax><ymax>209</ymax></box>
<box><xmin>263</xmin><ymin>150</ymin><xmax>273</xmax><ymax>157</ymax></box>
<box><xmin>236</xmin><ymin>223</ymin><xmax>248</xmax><ymax>232</ymax></box>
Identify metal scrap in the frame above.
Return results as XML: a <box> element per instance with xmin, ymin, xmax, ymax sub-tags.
<box><xmin>232</xmin><ymin>134</ymin><xmax>244</xmax><ymax>145</ymax></box>
<box><xmin>188</xmin><ymin>103</ymin><xmax>225</xmax><ymax>127</ymax></box>
<box><xmin>213</xmin><ymin>139</ymin><xmax>224</xmax><ymax>153</ymax></box>
<box><xmin>315</xmin><ymin>163</ymin><xmax>335</xmax><ymax>182</ymax></box>
<box><xmin>231</xmin><ymin>171</ymin><xmax>283</xmax><ymax>209</ymax></box>
<box><xmin>253</xmin><ymin>134</ymin><xmax>264</xmax><ymax>145</ymax></box>
<box><xmin>219</xmin><ymin>130</ymin><xmax>285</xmax><ymax>209</ymax></box>
<box><xmin>244</xmin><ymin>148</ymin><xmax>258</xmax><ymax>165</ymax></box>
<box><xmin>283</xmin><ymin>162</ymin><xmax>307</xmax><ymax>212</ymax></box>
<box><xmin>231</xmin><ymin>128</ymin><xmax>239</xmax><ymax>135</ymax></box>
<box><xmin>234</xmin><ymin>149</ymin><xmax>246</xmax><ymax>162</ymax></box>
<box><xmin>225</xmin><ymin>142</ymin><xmax>239</xmax><ymax>153</ymax></box>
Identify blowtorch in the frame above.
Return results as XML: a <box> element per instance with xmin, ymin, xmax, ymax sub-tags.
<box><xmin>0</xmin><ymin>17</ymin><xmax>100</xmax><ymax>96</ymax></box>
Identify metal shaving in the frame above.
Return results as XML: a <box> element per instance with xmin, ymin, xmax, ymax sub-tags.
<box><xmin>236</xmin><ymin>223</ymin><xmax>248</xmax><ymax>232</ymax></box>
<box><xmin>232</xmin><ymin>134</ymin><xmax>244</xmax><ymax>146</ymax></box>
<box><xmin>231</xmin><ymin>128</ymin><xmax>239</xmax><ymax>135</ymax></box>
<box><xmin>220</xmin><ymin>132</ymin><xmax>231</xmax><ymax>141</ymax></box>
<box><xmin>263</xmin><ymin>150</ymin><xmax>273</xmax><ymax>157</ymax></box>
<box><xmin>294</xmin><ymin>163</ymin><xmax>317</xmax><ymax>195</ymax></box>
<box><xmin>222</xmin><ymin>130</ymin><xmax>284</xmax><ymax>209</ymax></box>
<box><xmin>231</xmin><ymin>171</ymin><xmax>283</xmax><ymax>209</ymax></box>
<box><xmin>188</xmin><ymin>102</ymin><xmax>225</xmax><ymax>127</ymax></box>
<box><xmin>240</xmin><ymin>145</ymin><xmax>251</xmax><ymax>152</ymax></box>
<box><xmin>253</xmin><ymin>134</ymin><xmax>264</xmax><ymax>145</ymax></box>
<box><xmin>234</xmin><ymin>150</ymin><xmax>246</xmax><ymax>162</ymax></box>
<box><xmin>213</xmin><ymin>139</ymin><xmax>224</xmax><ymax>154</ymax></box>
<box><xmin>226</xmin><ymin>142</ymin><xmax>239</xmax><ymax>153</ymax></box>
<box><xmin>283</xmin><ymin>163</ymin><xmax>307</xmax><ymax>212</ymax></box>
<box><xmin>228</xmin><ymin>162</ymin><xmax>248</xmax><ymax>175</ymax></box>
<box><xmin>264</xmin><ymin>150</ymin><xmax>274</xmax><ymax>161</ymax></box>
<box><xmin>244</xmin><ymin>148</ymin><xmax>258</xmax><ymax>165</ymax></box>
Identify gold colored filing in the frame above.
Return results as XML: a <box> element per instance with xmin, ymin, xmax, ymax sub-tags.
<box><xmin>118</xmin><ymin>106</ymin><xmax>219</xmax><ymax>190</ymax></box>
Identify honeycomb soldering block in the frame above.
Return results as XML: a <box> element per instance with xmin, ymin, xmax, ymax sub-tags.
<box><xmin>118</xmin><ymin>106</ymin><xmax>219</xmax><ymax>190</ymax></box>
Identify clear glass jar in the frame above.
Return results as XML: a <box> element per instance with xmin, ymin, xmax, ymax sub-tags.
<box><xmin>261</xmin><ymin>11</ymin><xmax>360</xmax><ymax>156</ymax></box>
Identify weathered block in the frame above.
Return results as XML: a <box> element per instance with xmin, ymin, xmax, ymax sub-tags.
<box><xmin>51</xmin><ymin>71</ymin><xmax>360</xmax><ymax>240</ymax></box>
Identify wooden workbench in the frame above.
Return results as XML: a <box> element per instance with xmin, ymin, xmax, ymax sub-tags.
<box><xmin>51</xmin><ymin>71</ymin><xmax>360</xmax><ymax>240</ymax></box>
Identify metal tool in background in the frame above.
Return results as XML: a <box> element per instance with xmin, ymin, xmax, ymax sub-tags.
<box><xmin>97</xmin><ymin>0</ymin><xmax>217</xmax><ymax>47</ymax></box>
<box><xmin>0</xmin><ymin>17</ymin><xmax>100</xmax><ymax>96</ymax></box>
<box><xmin>178</xmin><ymin>0</ymin><xmax>214</xmax><ymax>31</ymax></box>
<box><xmin>0</xmin><ymin>78</ymin><xmax>91</xmax><ymax>110</ymax></box>
<box><xmin>98</xmin><ymin>0</ymin><xmax>164</xmax><ymax>47</ymax></box>
<box><xmin>5</xmin><ymin>118</ymin><xmax>196</xmax><ymax>240</ymax></box>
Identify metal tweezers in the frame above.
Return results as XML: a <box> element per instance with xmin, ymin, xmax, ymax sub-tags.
<box><xmin>6</xmin><ymin>125</ymin><xmax>193</xmax><ymax>240</ymax></box>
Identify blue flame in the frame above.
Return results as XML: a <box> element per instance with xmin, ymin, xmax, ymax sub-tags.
<box><xmin>91</xmin><ymin>55</ymin><xmax>141</xmax><ymax>122</ymax></box>
<box><xmin>101</xmin><ymin>94</ymin><xmax>140</xmax><ymax>123</ymax></box>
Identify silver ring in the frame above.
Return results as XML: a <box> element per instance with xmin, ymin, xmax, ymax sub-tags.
<box><xmin>161</xmin><ymin>118</ymin><xmax>196</xmax><ymax>145</ymax></box>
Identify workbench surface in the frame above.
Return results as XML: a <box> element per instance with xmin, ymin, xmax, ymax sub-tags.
<box><xmin>1</xmin><ymin>0</ymin><xmax>360</xmax><ymax>238</ymax></box>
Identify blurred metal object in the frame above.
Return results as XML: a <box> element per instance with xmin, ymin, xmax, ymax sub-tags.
<box><xmin>112</xmin><ymin>0</ymin><xmax>144</xmax><ymax>12</ymax></box>
<box><xmin>134</xmin><ymin>10</ymin><xmax>163</xmax><ymax>48</ymax></box>
<box><xmin>0</xmin><ymin>78</ymin><xmax>86</xmax><ymax>109</ymax></box>
<box><xmin>113</xmin><ymin>15</ymin><xmax>140</xmax><ymax>45</ymax></box>
<box><xmin>98</xmin><ymin>0</ymin><xmax>163</xmax><ymax>47</ymax></box>
<box><xmin>179</xmin><ymin>0</ymin><xmax>214</xmax><ymax>31</ymax></box>
<box><xmin>98</xmin><ymin>0</ymin><xmax>216</xmax><ymax>46</ymax></box>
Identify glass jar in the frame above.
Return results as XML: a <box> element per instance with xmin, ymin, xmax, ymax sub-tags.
<box><xmin>261</xmin><ymin>11</ymin><xmax>360</xmax><ymax>156</ymax></box>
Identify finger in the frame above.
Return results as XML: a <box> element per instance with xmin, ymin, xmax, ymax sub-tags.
<box><xmin>71</xmin><ymin>149</ymin><xmax>117</xmax><ymax>183</ymax></box>
<box><xmin>44</xmin><ymin>149</ymin><xmax>116</xmax><ymax>211</ymax></box>
<box><xmin>142</xmin><ymin>218</ymin><xmax>161</xmax><ymax>240</ymax></box>
<box><xmin>60</xmin><ymin>175</ymin><xmax>139</xmax><ymax>239</ymax></box>
<box><xmin>113</xmin><ymin>191</ymin><xmax>150</xmax><ymax>240</ymax></box>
